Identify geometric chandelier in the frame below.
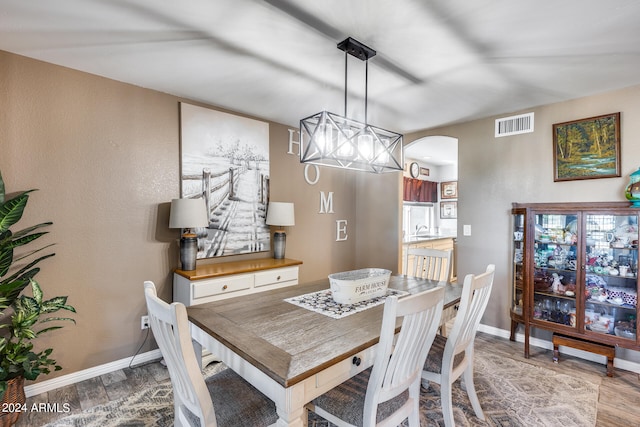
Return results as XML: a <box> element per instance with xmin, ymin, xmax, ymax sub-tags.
<box><xmin>300</xmin><ymin>37</ymin><xmax>403</xmax><ymax>173</ymax></box>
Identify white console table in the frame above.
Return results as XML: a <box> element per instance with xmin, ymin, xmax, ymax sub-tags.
<box><xmin>173</xmin><ymin>257</ymin><xmax>303</xmax><ymax>307</ymax></box>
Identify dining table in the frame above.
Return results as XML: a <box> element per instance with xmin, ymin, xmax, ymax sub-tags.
<box><xmin>187</xmin><ymin>274</ymin><xmax>463</xmax><ymax>427</ymax></box>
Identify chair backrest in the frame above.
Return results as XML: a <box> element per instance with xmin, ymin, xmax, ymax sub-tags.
<box><xmin>445</xmin><ymin>265</ymin><xmax>495</xmax><ymax>359</ymax></box>
<box><xmin>363</xmin><ymin>286</ymin><xmax>445</xmax><ymax>426</ymax></box>
<box><xmin>143</xmin><ymin>281</ymin><xmax>216</xmax><ymax>427</ymax></box>
<box><xmin>404</xmin><ymin>247</ymin><xmax>452</xmax><ymax>285</ymax></box>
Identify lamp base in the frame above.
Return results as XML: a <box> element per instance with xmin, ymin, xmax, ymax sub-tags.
<box><xmin>180</xmin><ymin>233</ymin><xmax>198</xmax><ymax>271</ymax></box>
<box><xmin>273</xmin><ymin>231</ymin><xmax>286</xmax><ymax>259</ymax></box>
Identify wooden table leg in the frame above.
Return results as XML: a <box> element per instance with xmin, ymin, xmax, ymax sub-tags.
<box><xmin>510</xmin><ymin>319</ymin><xmax>517</xmax><ymax>341</ymax></box>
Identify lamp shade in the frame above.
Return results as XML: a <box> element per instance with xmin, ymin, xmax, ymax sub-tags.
<box><xmin>266</xmin><ymin>202</ymin><xmax>295</xmax><ymax>227</ymax></box>
<box><xmin>169</xmin><ymin>198</ymin><xmax>209</xmax><ymax>229</ymax></box>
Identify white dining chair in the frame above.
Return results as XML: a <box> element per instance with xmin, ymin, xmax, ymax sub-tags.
<box><xmin>404</xmin><ymin>247</ymin><xmax>455</xmax><ymax>335</ymax></box>
<box><xmin>421</xmin><ymin>264</ymin><xmax>495</xmax><ymax>427</ymax></box>
<box><xmin>143</xmin><ymin>281</ymin><xmax>278</xmax><ymax>427</ymax></box>
<box><xmin>307</xmin><ymin>286</ymin><xmax>445</xmax><ymax>427</ymax></box>
<box><xmin>403</xmin><ymin>247</ymin><xmax>452</xmax><ymax>285</ymax></box>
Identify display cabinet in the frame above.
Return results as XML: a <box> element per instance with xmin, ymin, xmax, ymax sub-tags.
<box><xmin>511</xmin><ymin>202</ymin><xmax>638</xmax><ymax>358</ymax></box>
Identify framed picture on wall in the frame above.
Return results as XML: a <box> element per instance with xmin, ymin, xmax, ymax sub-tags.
<box><xmin>180</xmin><ymin>102</ymin><xmax>271</xmax><ymax>258</ymax></box>
<box><xmin>440</xmin><ymin>181</ymin><xmax>457</xmax><ymax>199</ymax></box>
<box><xmin>552</xmin><ymin>112</ymin><xmax>621</xmax><ymax>182</ymax></box>
<box><xmin>420</xmin><ymin>167</ymin><xmax>430</xmax><ymax>176</ymax></box>
<box><xmin>440</xmin><ymin>201</ymin><xmax>457</xmax><ymax>219</ymax></box>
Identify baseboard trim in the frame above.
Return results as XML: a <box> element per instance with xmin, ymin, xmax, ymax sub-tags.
<box><xmin>24</xmin><ymin>349</ymin><xmax>163</xmax><ymax>398</ymax></box>
<box><xmin>24</xmin><ymin>324</ymin><xmax>640</xmax><ymax>398</ymax></box>
<box><xmin>478</xmin><ymin>324</ymin><xmax>640</xmax><ymax>374</ymax></box>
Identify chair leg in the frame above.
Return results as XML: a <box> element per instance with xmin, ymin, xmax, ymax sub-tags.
<box><xmin>408</xmin><ymin>382</ymin><xmax>421</xmax><ymax>426</ymax></box>
<box><xmin>462</xmin><ymin>365</ymin><xmax>484</xmax><ymax>420</ymax></box>
<box><xmin>441</xmin><ymin>380</ymin><xmax>455</xmax><ymax>427</ymax></box>
<box><xmin>440</xmin><ymin>323</ymin><xmax>447</xmax><ymax>337</ymax></box>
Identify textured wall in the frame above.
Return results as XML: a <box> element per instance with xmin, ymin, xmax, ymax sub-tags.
<box><xmin>0</xmin><ymin>50</ymin><xmax>370</xmax><ymax>383</ymax></box>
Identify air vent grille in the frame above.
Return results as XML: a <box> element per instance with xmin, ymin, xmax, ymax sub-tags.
<box><xmin>495</xmin><ymin>112</ymin><xmax>534</xmax><ymax>137</ymax></box>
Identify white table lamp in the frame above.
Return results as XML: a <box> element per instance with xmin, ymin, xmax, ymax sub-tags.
<box><xmin>266</xmin><ymin>202</ymin><xmax>295</xmax><ymax>259</ymax></box>
<box><xmin>169</xmin><ymin>198</ymin><xmax>209</xmax><ymax>271</ymax></box>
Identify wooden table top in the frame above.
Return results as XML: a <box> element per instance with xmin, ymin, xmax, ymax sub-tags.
<box><xmin>187</xmin><ymin>275</ymin><xmax>462</xmax><ymax>388</ymax></box>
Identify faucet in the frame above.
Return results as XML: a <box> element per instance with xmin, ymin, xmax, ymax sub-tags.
<box><xmin>415</xmin><ymin>225</ymin><xmax>429</xmax><ymax>235</ymax></box>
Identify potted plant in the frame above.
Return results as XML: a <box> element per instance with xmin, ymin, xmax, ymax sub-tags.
<box><xmin>0</xmin><ymin>171</ymin><xmax>76</xmax><ymax>426</ymax></box>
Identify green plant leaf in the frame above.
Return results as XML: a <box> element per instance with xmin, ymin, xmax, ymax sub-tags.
<box><xmin>1</xmin><ymin>252</ymin><xmax>55</xmax><ymax>286</ymax></box>
<box><xmin>10</xmin><ymin>244</ymin><xmax>55</xmax><ymax>264</ymax></box>
<box><xmin>0</xmin><ymin>277</ymin><xmax>31</xmax><ymax>310</ymax></box>
<box><xmin>41</xmin><ymin>297</ymin><xmax>76</xmax><ymax>314</ymax></box>
<box><xmin>31</xmin><ymin>280</ymin><xmax>43</xmax><ymax>305</ymax></box>
<box><xmin>5</xmin><ymin>232</ymin><xmax>50</xmax><ymax>251</ymax></box>
<box><xmin>0</xmin><ymin>170</ymin><xmax>5</xmax><ymax>204</ymax></box>
<box><xmin>5</xmin><ymin>222</ymin><xmax>53</xmax><ymax>242</ymax></box>
<box><xmin>0</xmin><ymin>191</ymin><xmax>33</xmax><ymax>233</ymax></box>
<box><xmin>39</xmin><ymin>316</ymin><xmax>76</xmax><ymax>324</ymax></box>
<box><xmin>0</xmin><ymin>244</ymin><xmax>12</xmax><ymax>278</ymax></box>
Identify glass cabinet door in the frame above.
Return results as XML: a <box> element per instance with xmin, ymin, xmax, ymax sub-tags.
<box><xmin>512</xmin><ymin>213</ymin><xmax>525</xmax><ymax>317</ymax></box>
<box><xmin>584</xmin><ymin>213</ymin><xmax>638</xmax><ymax>341</ymax></box>
<box><xmin>532</xmin><ymin>213</ymin><xmax>578</xmax><ymax>328</ymax></box>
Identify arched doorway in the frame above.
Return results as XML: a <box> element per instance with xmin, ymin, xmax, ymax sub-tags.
<box><xmin>403</xmin><ymin>136</ymin><xmax>458</xmax><ymax>237</ymax></box>
<box><xmin>402</xmin><ymin>135</ymin><xmax>459</xmax><ymax>277</ymax></box>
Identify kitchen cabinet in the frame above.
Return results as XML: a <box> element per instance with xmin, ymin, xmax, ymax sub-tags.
<box><xmin>511</xmin><ymin>202</ymin><xmax>638</xmax><ymax>359</ymax></box>
<box><xmin>403</xmin><ymin>177</ymin><xmax>437</xmax><ymax>203</ymax></box>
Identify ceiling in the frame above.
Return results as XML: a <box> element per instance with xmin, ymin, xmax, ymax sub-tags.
<box><xmin>406</xmin><ymin>136</ymin><xmax>458</xmax><ymax>167</ymax></box>
<box><xmin>2</xmin><ymin>0</ymin><xmax>640</xmax><ymax>143</ymax></box>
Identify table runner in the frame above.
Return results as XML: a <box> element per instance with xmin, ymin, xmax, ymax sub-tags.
<box><xmin>285</xmin><ymin>288</ymin><xmax>408</xmax><ymax>319</ymax></box>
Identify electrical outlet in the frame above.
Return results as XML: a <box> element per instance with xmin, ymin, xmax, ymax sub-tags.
<box><xmin>141</xmin><ymin>315</ymin><xmax>150</xmax><ymax>330</ymax></box>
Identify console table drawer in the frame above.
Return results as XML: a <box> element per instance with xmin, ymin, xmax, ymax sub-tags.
<box><xmin>255</xmin><ymin>266</ymin><xmax>299</xmax><ymax>288</ymax></box>
<box><xmin>192</xmin><ymin>274</ymin><xmax>253</xmax><ymax>299</ymax></box>
<box><xmin>174</xmin><ymin>258</ymin><xmax>302</xmax><ymax>307</ymax></box>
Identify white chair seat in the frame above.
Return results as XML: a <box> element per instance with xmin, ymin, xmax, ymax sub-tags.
<box><xmin>311</xmin><ymin>367</ymin><xmax>408</xmax><ymax>426</ymax></box>
<box><xmin>199</xmin><ymin>368</ymin><xmax>278</xmax><ymax>426</ymax></box>
<box><xmin>422</xmin><ymin>335</ymin><xmax>464</xmax><ymax>375</ymax></box>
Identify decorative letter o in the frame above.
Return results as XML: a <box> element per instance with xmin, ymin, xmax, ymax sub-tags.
<box><xmin>304</xmin><ymin>164</ymin><xmax>320</xmax><ymax>185</ymax></box>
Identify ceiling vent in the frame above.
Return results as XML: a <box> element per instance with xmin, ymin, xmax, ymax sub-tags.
<box><xmin>495</xmin><ymin>112</ymin><xmax>534</xmax><ymax>137</ymax></box>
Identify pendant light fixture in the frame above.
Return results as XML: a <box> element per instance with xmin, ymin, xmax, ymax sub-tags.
<box><xmin>300</xmin><ymin>37</ymin><xmax>403</xmax><ymax>173</ymax></box>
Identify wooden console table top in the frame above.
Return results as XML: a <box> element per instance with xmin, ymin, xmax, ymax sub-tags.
<box><xmin>174</xmin><ymin>258</ymin><xmax>303</xmax><ymax>280</ymax></box>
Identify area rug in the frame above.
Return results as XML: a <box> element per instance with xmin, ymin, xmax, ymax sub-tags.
<box><xmin>45</xmin><ymin>350</ymin><xmax>598</xmax><ymax>427</ymax></box>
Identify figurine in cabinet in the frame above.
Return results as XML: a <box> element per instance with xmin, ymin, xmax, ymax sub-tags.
<box><xmin>551</xmin><ymin>273</ymin><xmax>565</xmax><ymax>294</ymax></box>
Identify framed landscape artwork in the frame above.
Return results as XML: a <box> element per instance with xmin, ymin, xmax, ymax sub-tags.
<box><xmin>440</xmin><ymin>201</ymin><xmax>457</xmax><ymax>219</ymax></box>
<box><xmin>180</xmin><ymin>102</ymin><xmax>270</xmax><ymax>258</ymax></box>
<box><xmin>553</xmin><ymin>112</ymin><xmax>621</xmax><ymax>182</ymax></box>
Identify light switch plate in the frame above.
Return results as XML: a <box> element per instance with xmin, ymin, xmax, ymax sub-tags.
<box><xmin>463</xmin><ymin>225</ymin><xmax>471</xmax><ymax>236</ymax></box>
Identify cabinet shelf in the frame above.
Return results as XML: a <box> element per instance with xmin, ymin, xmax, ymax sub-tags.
<box><xmin>533</xmin><ymin>290</ymin><xmax>576</xmax><ymax>301</ymax></box>
<box><xmin>535</xmin><ymin>240</ymin><xmax>577</xmax><ymax>248</ymax></box>
<box><xmin>585</xmin><ymin>299</ymin><xmax>636</xmax><ymax>310</ymax></box>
